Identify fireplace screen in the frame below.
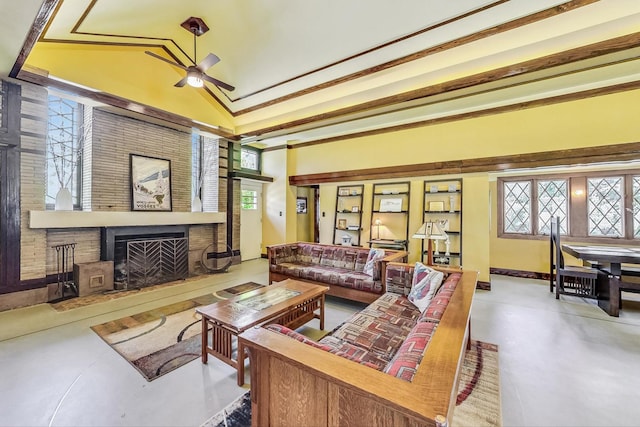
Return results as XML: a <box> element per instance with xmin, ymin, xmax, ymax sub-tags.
<box><xmin>126</xmin><ymin>237</ymin><xmax>188</xmax><ymax>288</ymax></box>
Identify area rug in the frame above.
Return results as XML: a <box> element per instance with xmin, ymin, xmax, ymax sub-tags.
<box><xmin>91</xmin><ymin>282</ymin><xmax>264</xmax><ymax>381</ymax></box>
<box><xmin>200</xmin><ymin>340</ymin><xmax>501</xmax><ymax>427</ymax></box>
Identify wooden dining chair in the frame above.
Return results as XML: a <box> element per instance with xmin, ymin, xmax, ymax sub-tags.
<box><xmin>549</xmin><ymin>216</ymin><xmax>598</xmax><ymax>299</ymax></box>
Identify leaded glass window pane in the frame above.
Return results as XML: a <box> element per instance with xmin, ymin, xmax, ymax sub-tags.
<box><xmin>241</xmin><ymin>148</ymin><xmax>259</xmax><ymax>170</ymax></box>
<box><xmin>241</xmin><ymin>189</ymin><xmax>258</xmax><ymax>210</ymax></box>
<box><xmin>537</xmin><ymin>180</ymin><xmax>568</xmax><ymax>234</ymax></box>
<box><xmin>46</xmin><ymin>95</ymin><xmax>83</xmax><ymax>209</ymax></box>
<box><xmin>587</xmin><ymin>177</ymin><xmax>623</xmax><ymax>237</ymax></box>
<box><xmin>633</xmin><ymin>176</ymin><xmax>640</xmax><ymax>238</ymax></box>
<box><xmin>504</xmin><ymin>181</ymin><xmax>532</xmax><ymax>234</ymax></box>
<box><xmin>191</xmin><ymin>132</ymin><xmax>201</xmax><ymax>200</ymax></box>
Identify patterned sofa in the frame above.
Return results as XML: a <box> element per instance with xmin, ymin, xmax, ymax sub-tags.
<box><xmin>267</xmin><ymin>242</ymin><xmax>408</xmax><ymax>303</ymax></box>
<box><xmin>240</xmin><ymin>262</ymin><xmax>478</xmax><ymax>427</ymax></box>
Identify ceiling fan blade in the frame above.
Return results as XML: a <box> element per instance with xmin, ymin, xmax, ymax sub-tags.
<box><xmin>200</xmin><ymin>73</ymin><xmax>235</xmax><ymax>91</ymax></box>
<box><xmin>197</xmin><ymin>53</ymin><xmax>220</xmax><ymax>72</ymax></box>
<box><xmin>174</xmin><ymin>77</ymin><xmax>188</xmax><ymax>87</ymax></box>
<box><xmin>145</xmin><ymin>51</ymin><xmax>188</xmax><ymax>71</ymax></box>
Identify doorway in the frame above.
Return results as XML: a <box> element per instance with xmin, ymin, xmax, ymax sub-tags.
<box><xmin>240</xmin><ymin>181</ymin><xmax>263</xmax><ymax>261</ymax></box>
<box><xmin>296</xmin><ymin>185</ymin><xmax>319</xmax><ymax>243</ymax></box>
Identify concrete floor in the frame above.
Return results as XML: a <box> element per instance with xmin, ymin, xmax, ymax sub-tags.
<box><xmin>1</xmin><ymin>259</ymin><xmax>639</xmax><ymax>426</ymax></box>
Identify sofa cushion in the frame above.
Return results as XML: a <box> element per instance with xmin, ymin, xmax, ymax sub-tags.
<box><xmin>408</xmin><ymin>262</ymin><xmax>444</xmax><ymax>312</ymax></box>
<box><xmin>328</xmin><ymin>312</ymin><xmax>409</xmax><ymax>362</ymax></box>
<box><xmin>297</xmin><ymin>243</ymin><xmax>324</xmax><ymax>264</ymax></box>
<box><xmin>359</xmin><ymin>293</ymin><xmax>421</xmax><ymax>329</ymax></box>
<box><xmin>318</xmin><ymin>335</ymin><xmax>388</xmax><ymax>370</ymax></box>
<box><xmin>385</xmin><ymin>263</ymin><xmax>415</xmax><ymax>296</ymax></box>
<box><xmin>266</xmin><ymin>324</ymin><xmax>385</xmax><ymax>370</ymax></box>
<box><xmin>338</xmin><ymin>272</ymin><xmax>383</xmax><ymax>293</ymax></box>
<box><xmin>418</xmin><ymin>272</ymin><xmax>461</xmax><ymax>323</ymax></box>
<box><xmin>265</xmin><ymin>324</ymin><xmax>334</xmax><ymax>351</ymax></box>
<box><xmin>361</xmin><ymin>292</ymin><xmax>421</xmax><ymax>321</ymax></box>
<box><xmin>363</xmin><ymin>248</ymin><xmax>385</xmax><ymax>277</ymax></box>
<box><xmin>383</xmin><ymin>321</ymin><xmax>437</xmax><ymax>382</ymax></box>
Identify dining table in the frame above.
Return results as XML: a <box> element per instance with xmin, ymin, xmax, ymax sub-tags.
<box><xmin>562</xmin><ymin>244</ymin><xmax>640</xmax><ymax>317</ymax></box>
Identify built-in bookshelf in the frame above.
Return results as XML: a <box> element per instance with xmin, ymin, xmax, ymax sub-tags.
<box><xmin>368</xmin><ymin>181</ymin><xmax>410</xmax><ymax>250</ymax></box>
<box><xmin>421</xmin><ymin>179</ymin><xmax>462</xmax><ymax>267</ymax></box>
<box><xmin>333</xmin><ymin>184</ymin><xmax>364</xmax><ymax>246</ymax></box>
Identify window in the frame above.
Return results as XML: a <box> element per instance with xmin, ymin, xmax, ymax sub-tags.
<box><xmin>587</xmin><ymin>177</ymin><xmax>623</xmax><ymax>237</ymax></box>
<box><xmin>241</xmin><ymin>189</ymin><xmax>257</xmax><ymax>210</ymax></box>
<box><xmin>191</xmin><ymin>132</ymin><xmax>219</xmax><ymax>212</ymax></box>
<box><xmin>499</xmin><ymin>172</ymin><xmax>640</xmax><ymax>242</ymax></box>
<box><xmin>46</xmin><ymin>95</ymin><xmax>83</xmax><ymax>209</ymax></box>
<box><xmin>240</xmin><ymin>147</ymin><xmax>260</xmax><ymax>171</ymax></box>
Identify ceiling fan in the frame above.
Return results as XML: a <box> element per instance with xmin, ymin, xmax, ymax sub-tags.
<box><xmin>145</xmin><ymin>17</ymin><xmax>234</xmax><ymax>91</ymax></box>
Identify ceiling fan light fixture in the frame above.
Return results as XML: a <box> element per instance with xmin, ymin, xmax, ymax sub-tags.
<box><xmin>186</xmin><ymin>70</ymin><xmax>204</xmax><ymax>87</ymax></box>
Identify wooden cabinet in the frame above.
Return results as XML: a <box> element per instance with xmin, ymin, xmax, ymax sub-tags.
<box><xmin>421</xmin><ymin>179</ymin><xmax>462</xmax><ymax>267</ymax></box>
<box><xmin>369</xmin><ymin>181</ymin><xmax>410</xmax><ymax>250</ymax></box>
<box><xmin>333</xmin><ymin>185</ymin><xmax>364</xmax><ymax>246</ymax></box>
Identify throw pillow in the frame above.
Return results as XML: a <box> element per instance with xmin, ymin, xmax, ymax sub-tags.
<box><xmin>363</xmin><ymin>248</ymin><xmax>385</xmax><ymax>277</ymax></box>
<box><xmin>408</xmin><ymin>262</ymin><xmax>444</xmax><ymax>312</ymax></box>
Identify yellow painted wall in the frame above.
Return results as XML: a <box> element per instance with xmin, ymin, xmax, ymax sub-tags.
<box><xmin>26</xmin><ymin>44</ymin><xmax>234</xmax><ymax>131</ymax></box>
<box><xmin>262</xmin><ymin>89</ymin><xmax>640</xmax><ymax>282</ymax></box>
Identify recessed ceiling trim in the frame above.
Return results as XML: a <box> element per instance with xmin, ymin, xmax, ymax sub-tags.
<box><xmin>233</xmin><ymin>0</ymin><xmax>598</xmax><ymax>115</ymax></box>
<box><xmin>239</xmin><ymin>31</ymin><xmax>640</xmax><ymax>139</ymax></box>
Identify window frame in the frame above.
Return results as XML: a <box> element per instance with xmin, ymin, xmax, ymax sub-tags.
<box><xmin>45</xmin><ymin>94</ymin><xmax>84</xmax><ymax>211</ymax></box>
<box><xmin>498</xmin><ymin>169</ymin><xmax>640</xmax><ymax>244</ymax></box>
<box><xmin>240</xmin><ymin>146</ymin><xmax>261</xmax><ymax>173</ymax></box>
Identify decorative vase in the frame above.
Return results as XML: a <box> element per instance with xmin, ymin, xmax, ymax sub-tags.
<box><xmin>55</xmin><ymin>187</ymin><xmax>73</xmax><ymax>211</ymax></box>
<box><xmin>449</xmin><ymin>195</ymin><xmax>455</xmax><ymax>213</ymax></box>
<box><xmin>192</xmin><ymin>195</ymin><xmax>203</xmax><ymax>212</ymax></box>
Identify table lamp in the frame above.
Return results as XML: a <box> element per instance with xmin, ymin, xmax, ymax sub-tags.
<box><xmin>412</xmin><ymin>220</ymin><xmax>450</xmax><ymax>265</ymax></box>
<box><xmin>374</xmin><ymin>218</ymin><xmax>382</xmax><ymax>239</ymax></box>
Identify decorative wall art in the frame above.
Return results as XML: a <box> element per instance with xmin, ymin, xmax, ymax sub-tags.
<box><xmin>379</xmin><ymin>198</ymin><xmax>403</xmax><ymax>212</ymax></box>
<box><xmin>428</xmin><ymin>201</ymin><xmax>445</xmax><ymax>212</ymax></box>
<box><xmin>130</xmin><ymin>154</ymin><xmax>172</xmax><ymax>211</ymax></box>
<box><xmin>296</xmin><ymin>197</ymin><xmax>307</xmax><ymax>214</ymax></box>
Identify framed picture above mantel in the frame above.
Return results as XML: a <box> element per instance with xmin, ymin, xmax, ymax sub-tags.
<box><xmin>130</xmin><ymin>154</ymin><xmax>172</xmax><ymax>211</ymax></box>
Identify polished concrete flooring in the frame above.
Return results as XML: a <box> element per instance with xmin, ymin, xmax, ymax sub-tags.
<box><xmin>1</xmin><ymin>259</ymin><xmax>639</xmax><ymax>426</ymax></box>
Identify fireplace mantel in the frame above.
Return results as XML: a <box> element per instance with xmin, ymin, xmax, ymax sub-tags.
<box><xmin>29</xmin><ymin>211</ymin><xmax>225</xmax><ymax>229</ymax></box>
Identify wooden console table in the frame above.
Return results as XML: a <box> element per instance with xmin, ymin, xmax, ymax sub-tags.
<box><xmin>196</xmin><ymin>279</ymin><xmax>328</xmax><ymax>385</ymax></box>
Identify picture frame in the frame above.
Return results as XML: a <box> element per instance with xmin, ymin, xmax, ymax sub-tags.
<box><xmin>337</xmin><ymin>219</ymin><xmax>347</xmax><ymax>229</ymax></box>
<box><xmin>429</xmin><ymin>201</ymin><xmax>445</xmax><ymax>212</ymax></box>
<box><xmin>338</xmin><ymin>188</ymin><xmax>350</xmax><ymax>196</ymax></box>
<box><xmin>130</xmin><ymin>154</ymin><xmax>172</xmax><ymax>211</ymax></box>
<box><xmin>351</xmin><ymin>206</ymin><xmax>359</xmax><ymax>213</ymax></box>
<box><xmin>380</xmin><ymin>198</ymin><xmax>403</xmax><ymax>212</ymax></box>
<box><xmin>296</xmin><ymin>197</ymin><xmax>307</xmax><ymax>214</ymax></box>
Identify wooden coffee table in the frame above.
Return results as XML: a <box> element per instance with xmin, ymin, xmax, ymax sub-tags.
<box><xmin>196</xmin><ymin>279</ymin><xmax>328</xmax><ymax>385</ymax></box>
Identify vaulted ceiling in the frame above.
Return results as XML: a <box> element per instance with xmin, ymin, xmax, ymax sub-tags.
<box><xmin>3</xmin><ymin>0</ymin><xmax>640</xmax><ymax>147</ymax></box>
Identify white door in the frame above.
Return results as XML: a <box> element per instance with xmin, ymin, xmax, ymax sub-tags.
<box><xmin>240</xmin><ymin>181</ymin><xmax>263</xmax><ymax>261</ymax></box>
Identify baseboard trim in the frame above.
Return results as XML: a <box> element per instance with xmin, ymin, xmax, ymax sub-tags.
<box><xmin>477</xmin><ymin>280</ymin><xmax>491</xmax><ymax>291</ymax></box>
<box><xmin>490</xmin><ymin>267</ymin><xmax>549</xmax><ymax>281</ymax></box>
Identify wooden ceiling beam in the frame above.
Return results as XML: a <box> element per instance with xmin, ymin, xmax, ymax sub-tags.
<box><xmin>288</xmin><ymin>142</ymin><xmax>640</xmax><ymax>185</ymax></box>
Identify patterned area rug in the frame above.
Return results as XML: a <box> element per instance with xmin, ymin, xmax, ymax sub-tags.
<box><xmin>200</xmin><ymin>340</ymin><xmax>501</xmax><ymax>427</ymax></box>
<box><xmin>91</xmin><ymin>282</ymin><xmax>263</xmax><ymax>381</ymax></box>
